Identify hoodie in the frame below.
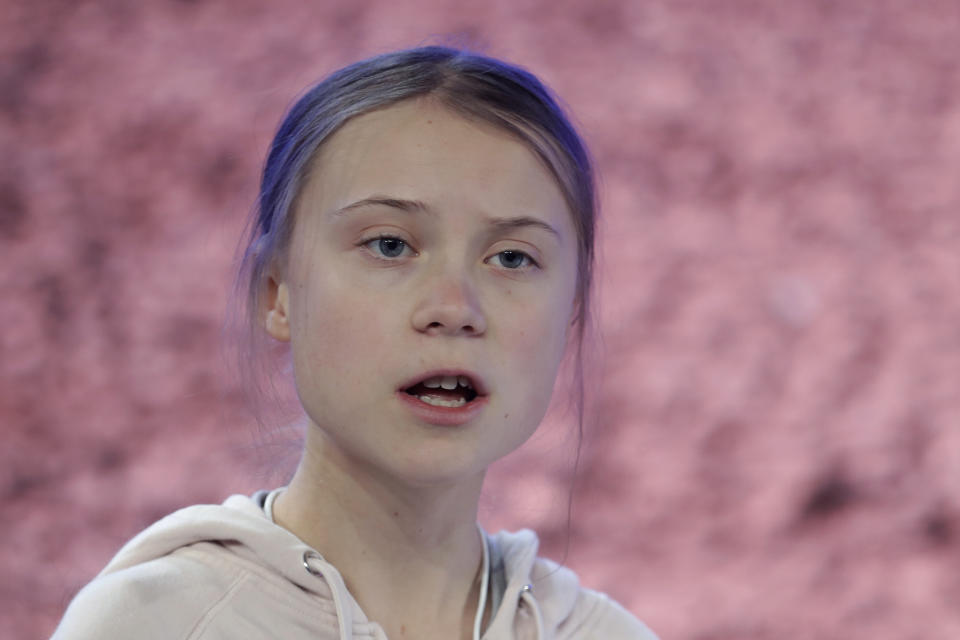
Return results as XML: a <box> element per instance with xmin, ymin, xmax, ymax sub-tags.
<box><xmin>52</xmin><ymin>492</ymin><xmax>658</xmax><ymax>639</ymax></box>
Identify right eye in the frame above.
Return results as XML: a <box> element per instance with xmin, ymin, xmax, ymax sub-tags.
<box><xmin>361</xmin><ymin>235</ymin><xmax>415</xmax><ymax>261</ymax></box>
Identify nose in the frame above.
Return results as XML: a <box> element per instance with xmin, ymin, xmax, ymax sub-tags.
<box><xmin>411</xmin><ymin>268</ymin><xmax>487</xmax><ymax>337</ymax></box>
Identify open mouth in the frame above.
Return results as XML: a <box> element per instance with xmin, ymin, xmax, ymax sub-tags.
<box><xmin>403</xmin><ymin>374</ymin><xmax>480</xmax><ymax>408</ymax></box>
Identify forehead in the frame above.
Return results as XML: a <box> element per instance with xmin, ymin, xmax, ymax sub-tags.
<box><xmin>298</xmin><ymin>99</ymin><xmax>572</xmax><ymax>226</ymax></box>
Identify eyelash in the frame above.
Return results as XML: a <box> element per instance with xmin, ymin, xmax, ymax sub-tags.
<box><xmin>361</xmin><ymin>235</ymin><xmax>416</xmax><ymax>261</ymax></box>
<box><xmin>359</xmin><ymin>235</ymin><xmax>539</xmax><ymax>270</ymax></box>
<box><xmin>490</xmin><ymin>250</ymin><xmax>537</xmax><ymax>270</ymax></box>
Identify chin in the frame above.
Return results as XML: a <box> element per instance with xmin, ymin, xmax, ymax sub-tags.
<box><xmin>385</xmin><ymin>448</ymin><xmax>494</xmax><ymax>489</ymax></box>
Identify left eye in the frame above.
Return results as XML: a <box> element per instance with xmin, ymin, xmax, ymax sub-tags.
<box><xmin>492</xmin><ymin>250</ymin><xmax>535</xmax><ymax>270</ymax></box>
<box><xmin>364</xmin><ymin>236</ymin><xmax>412</xmax><ymax>259</ymax></box>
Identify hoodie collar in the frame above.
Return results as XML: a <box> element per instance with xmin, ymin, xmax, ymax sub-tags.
<box><xmin>99</xmin><ymin>493</ymin><xmax>573</xmax><ymax>639</ymax></box>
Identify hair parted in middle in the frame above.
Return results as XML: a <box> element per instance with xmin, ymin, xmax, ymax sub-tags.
<box><xmin>233</xmin><ymin>45</ymin><xmax>598</xmax><ymax>439</ymax></box>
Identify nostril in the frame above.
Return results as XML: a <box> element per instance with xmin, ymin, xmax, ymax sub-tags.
<box><xmin>423</xmin><ymin>321</ymin><xmax>479</xmax><ymax>334</ymax></box>
<box><xmin>413</xmin><ymin>302</ymin><xmax>486</xmax><ymax>335</ymax></box>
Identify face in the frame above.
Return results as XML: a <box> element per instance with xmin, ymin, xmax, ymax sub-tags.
<box><xmin>265</xmin><ymin>99</ymin><xmax>580</xmax><ymax>487</ymax></box>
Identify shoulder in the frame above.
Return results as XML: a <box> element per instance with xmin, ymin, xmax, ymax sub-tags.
<box><xmin>52</xmin><ymin>542</ymin><xmax>246</xmax><ymax>640</ymax></box>
<box><xmin>489</xmin><ymin>529</ymin><xmax>658</xmax><ymax>639</ymax></box>
<box><xmin>529</xmin><ymin>557</ymin><xmax>658</xmax><ymax>640</ymax></box>
<box><xmin>561</xmin><ymin>587</ymin><xmax>660</xmax><ymax>640</ymax></box>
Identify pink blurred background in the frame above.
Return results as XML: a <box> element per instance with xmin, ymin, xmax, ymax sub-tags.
<box><xmin>4</xmin><ymin>1</ymin><xmax>960</xmax><ymax>638</ymax></box>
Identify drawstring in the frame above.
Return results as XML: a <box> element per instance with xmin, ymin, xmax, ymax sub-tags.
<box><xmin>275</xmin><ymin>497</ymin><xmax>505</xmax><ymax>640</ymax></box>
<box><xmin>265</xmin><ymin>490</ymin><xmax>356</xmax><ymax>638</ymax></box>
<box><xmin>519</xmin><ymin>584</ymin><xmax>545</xmax><ymax>639</ymax></box>
<box><xmin>472</xmin><ymin>529</ymin><xmax>491</xmax><ymax>640</ymax></box>
<box><xmin>303</xmin><ymin>549</ymin><xmax>353</xmax><ymax>639</ymax></box>
<box><xmin>267</xmin><ymin>491</ymin><xmax>354</xmax><ymax>637</ymax></box>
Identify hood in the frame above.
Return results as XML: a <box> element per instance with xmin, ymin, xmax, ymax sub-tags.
<box><xmin>485</xmin><ymin>528</ymin><xmax>581</xmax><ymax>638</ymax></box>
<box><xmin>99</xmin><ymin>493</ymin><xmax>582</xmax><ymax>638</ymax></box>
<box><xmin>100</xmin><ymin>494</ymin><xmax>326</xmax><ymax>592</ymax></box>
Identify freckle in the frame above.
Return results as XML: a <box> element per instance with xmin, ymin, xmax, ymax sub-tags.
<box><xmin>393</xmin><ymin>511</ymin><xmax>399</xmax><ymax>517</ymax></box>
<box><xmin>504</xmin><ymin>413</ymin><xmax>509</xmax><ymax>419</ymax></box>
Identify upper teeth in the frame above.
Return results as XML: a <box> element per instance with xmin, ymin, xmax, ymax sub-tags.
<box><xmin>421</xmin><ymin>375</ymin><xmax>473</xmax><ymax>390</ymax></box>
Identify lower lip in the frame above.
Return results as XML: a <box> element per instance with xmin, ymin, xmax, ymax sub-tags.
<box><xmin>396</xmin><ymin>391</ymin><xmax>489</xmax><ymax>426</ymax></box>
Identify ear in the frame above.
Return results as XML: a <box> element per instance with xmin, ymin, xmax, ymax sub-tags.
<box><xmin>264</xmin><ymin>274</ymin><xmax>291</xmax><ymax>342</ymax></box>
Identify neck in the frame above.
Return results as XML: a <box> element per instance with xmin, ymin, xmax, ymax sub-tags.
<box><xmin>273</xmin><ymin>427</ymin><xmax>487</xmax><ymax>639</ymax></box>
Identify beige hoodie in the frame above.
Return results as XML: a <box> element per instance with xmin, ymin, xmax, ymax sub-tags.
<box><xmin>52</xmin><ymin>493</ymin><xmax>658</xmax><ymax>639</ymax></box>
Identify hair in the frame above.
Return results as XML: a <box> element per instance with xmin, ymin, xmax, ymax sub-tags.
<box><xmin>231</xmin><ymin>46</ymin><xmax>598</xmax><ymax>503</ymax></box>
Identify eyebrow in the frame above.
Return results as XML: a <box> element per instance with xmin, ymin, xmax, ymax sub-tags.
<box><xmin>332</xmin><ymin>195</ymin><xmax>561</xmax><ymax>239</ymax></box>
<box><xmin>488</xmin><ymin>215</ymin><xmax>560</xmax><ymax>239</ymax></box>
<box><xmin>332</xmin><ymin>196</ymin><xmax>428</xmax><ymax>216</ymax></box>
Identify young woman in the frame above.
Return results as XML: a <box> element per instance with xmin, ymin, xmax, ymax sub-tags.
<box><xmin>53</xmin><ymin>46</ymin><xmax>658</xmax><ymax>640</ymax></box>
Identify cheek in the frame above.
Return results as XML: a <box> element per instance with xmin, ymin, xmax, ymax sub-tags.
<box><xmin>288</xmin><ymin>279</ymin><xmax>393</xmax><ymax>399</ymax></box>
<box><xmin>521</xmin><ymin>271</ymin><xmax>578</xmax><ymax>360</ymax></box>
<box><xmin>501</xmin><ymin>295</ymin><xmax>572</xmax><ymax>394</ymax></box>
